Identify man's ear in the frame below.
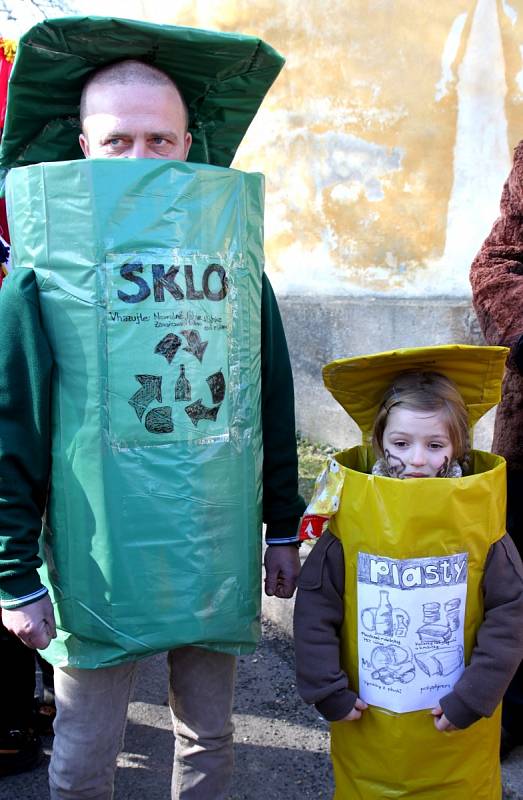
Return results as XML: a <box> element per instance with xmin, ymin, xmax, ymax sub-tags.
<box><xmin>184</xmin><ymin>131</ymin><xmax>192</xmax><ymax>160</ymax></box>
<box><xmin>79</xmin><ymin>133</ymin><xmax>90</xmax><ymax>158</ymax></box>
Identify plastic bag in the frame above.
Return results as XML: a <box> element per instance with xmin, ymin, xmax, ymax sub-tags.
<box><xmin>7</xmin><ymin>158</ymin><xmax>265</xmax><ymax>667</ymax></box>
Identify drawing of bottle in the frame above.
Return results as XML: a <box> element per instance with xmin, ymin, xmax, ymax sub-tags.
<box><xmin>444</xmin><ymin>598</ymin><xmax>461</xmax><ymax>631</ymax></box>
<box><xmin>374</xmin><ymin>590</ymin><xmax>393</xmax><ymax>635</ymax></box>
<box><xmin>175</xmin><ymin>364</ymin><xmax>191</xmax><ymax>401</ymax></box>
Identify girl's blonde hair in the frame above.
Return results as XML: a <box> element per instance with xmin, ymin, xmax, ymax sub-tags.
<box><xmin>372</xmin><ymin>371</ymin><xmax>470</xmax><ymax>469</ymax></box>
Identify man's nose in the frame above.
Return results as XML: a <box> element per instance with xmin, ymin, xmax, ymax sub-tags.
<box><xmin>127</xmin><ymin>140</ymin><xmax>147</xmax><ymax>159</ymax></box>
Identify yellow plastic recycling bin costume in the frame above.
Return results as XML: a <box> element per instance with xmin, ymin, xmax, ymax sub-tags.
<box><xmin>318</xmin><ymin>344</ymin><xmax>507</xmax><ymax>799</ymax></box>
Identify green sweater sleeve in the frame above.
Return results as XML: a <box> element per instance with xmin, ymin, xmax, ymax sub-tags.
<box><xmin>261</xmin><ymin>274</ymin><xmax>305</xmax><ymax>542</ymax></box>
<box><xmin>0</xmin><ymin>269</ymin><xmax>52</xmax><ymax>607</ymax></box>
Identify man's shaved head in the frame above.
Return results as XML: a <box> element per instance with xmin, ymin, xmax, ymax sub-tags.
<box><xmin>80</xmin><ymin>60</ymin><xmax>189</xmax><ymax>131</ymax></box>
<box><xmin>78</xmin><ymin>58</ymin><xmax>192</xmax><ymax>161</ymax></box>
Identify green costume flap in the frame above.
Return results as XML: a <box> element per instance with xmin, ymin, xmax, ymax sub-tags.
<box><xmin>0</xmin><ymin>16</ymin><xmax>284</xmax><ymax>169</ymax></box>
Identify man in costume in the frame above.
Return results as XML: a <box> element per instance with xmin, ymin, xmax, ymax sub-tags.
<box><xmin>0</xmin><ymin>19</ymin><xmax>304</xmax><ymax>800</ymax></box>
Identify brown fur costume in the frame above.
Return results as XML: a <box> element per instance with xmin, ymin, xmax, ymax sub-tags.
<box><xmin>470</xmin><ymin>140</ymin><xmax>523</xmax><ymax>471</ymax></box>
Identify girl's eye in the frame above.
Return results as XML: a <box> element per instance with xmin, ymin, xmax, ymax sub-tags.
<box><xmin>429</xmin><ymin>442</ymin><xmax>443</xmax><ymax>449</ymax></box>
<box><xmin>393</xmin><ymin>440</ymin><xmax>408</xmax><ymax>448</ymax></box>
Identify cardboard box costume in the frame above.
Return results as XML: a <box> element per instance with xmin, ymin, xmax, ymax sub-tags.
<box><xmin>0</xmin><ymin>17</ymin><xmax>285</xmax><ymax>668</ymax></box>
<box><xmin>301</xmin><ymin>345</ymin><xmax>508</xmax><ymax>799</ymax></box>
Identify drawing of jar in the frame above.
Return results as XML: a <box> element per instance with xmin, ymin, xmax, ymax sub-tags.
<box><xmin>445</xmin><ymin>598</ymin><xmax>461</xmax><ymax>631</ymax></box>
<box><xmin>422</xmin><ymin>602</ymin><xmax>441</xmax><ymax>624</ymax></box>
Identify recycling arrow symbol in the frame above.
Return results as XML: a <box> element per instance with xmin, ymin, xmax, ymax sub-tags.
<box><xmin>144</xmin><ymin>405</ymin><xmax>173</xmax><ymax>434</ymax></box>
<box><xmin>128</xmin><ymin>375</ymin><xmax>163</xmax><ymax>421</ymax></box>
<box><xmin>154</xmin><ymin>333</ymin><xmax>181</xmax><ymax>364</ymax></box>
<box><xmin>128</xmin><ymin>368</ymin><xmax>225</xmax><ymax>434</ymax></box>
<box><xmin>207</xmin><ymin>370</ymin><xmax>225</xmax><ymax>404</ymax></box>
<box><xmin>182</xmin><ymin>329</ymin><xmax>208</xmax><ymax>362</ymax></box>
<box><xmin>155</xmin><ymin>330</ymin><xmax>208</xmax><ymax>364</ymax></box>
<box><xmin>185</xmin><ymin>399</ymin><xmax>220</xmax><ymax>426</ymax></box>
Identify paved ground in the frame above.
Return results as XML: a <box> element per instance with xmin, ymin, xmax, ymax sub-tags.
<box><xmin>1</xmin><ymin>615</ymin><xmax>522</xmax><ymax>799</ymax></box>
<box><xmin>502</xmin><ymin>742</ymin><xmax>523</xmax><ymax>799</ymax></box>
<box><xmin>0</xmin><ymin>620</ymin><xmax>333</xmax><ymax>800</ymax></box>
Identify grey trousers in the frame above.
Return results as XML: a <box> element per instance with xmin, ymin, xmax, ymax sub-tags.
<box><xmin>48</xmin><ymin>647</ymin><xmax>236</xmax><ymax>800</ymax></box>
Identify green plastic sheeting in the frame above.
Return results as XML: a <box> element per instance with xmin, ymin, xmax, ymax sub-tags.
<box><xmin>7</xmin><ymin>158</ymin><xmax>265</xmax><ymax>667</ymax></box>
<box><xmin>0</xmin><ymin>16</ymin><xmax>285</xmax><ymax>170</ymax></box>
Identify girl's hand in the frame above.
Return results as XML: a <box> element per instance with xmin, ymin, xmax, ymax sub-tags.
<box><xmin>431</xmin><ymin>705</ymin><xmax>457</xmax><ymax>732</ymax></box>
<box><xmin>341</xmin><ymin>698</ymin><xmax>368</xmax><ymax>721</ymax></box>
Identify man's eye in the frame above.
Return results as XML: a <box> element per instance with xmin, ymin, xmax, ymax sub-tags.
<box><xmin>105</xmin><ymin>138</ymin><xmax>123</xmax><ymax>147</ymax></box>
<box><xmin>151</xmin><ymin>137</ymin><xmax>167</xmax><ymax>145</ymax></box>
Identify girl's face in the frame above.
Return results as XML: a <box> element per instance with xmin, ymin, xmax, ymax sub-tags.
<box><xmin>381</xmin><ymin>406</ymin><xmax>454</xmax><ymax>479</ymax></box>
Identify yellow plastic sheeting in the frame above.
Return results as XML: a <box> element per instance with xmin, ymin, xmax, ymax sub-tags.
<box><xmin>329</xmin><ymin>446</ymin><xmax>505</xmax><ymax>799</ymax></box>
<box><xmin>331</xmin><ymin>705</ymin><xmax>501</xmax><ymax>799</ymax></box>
<box><xmin>323</xmin><ymin>344</ymin><xmax>508</xmax><ymax>439</ymax></box>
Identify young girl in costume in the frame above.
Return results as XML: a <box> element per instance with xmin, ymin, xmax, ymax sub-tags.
<box><xmin>294</xmin><ymin>346</ymin><xmax>523</xmax><ymax>799</ymax></box>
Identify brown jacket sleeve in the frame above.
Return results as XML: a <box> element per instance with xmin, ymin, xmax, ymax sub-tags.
<box><xmin>470</xmin><ymin>140</ymin><xmax>523</xmax><ymax>359</ymax></box>
<box><xmin>440</xmin><ymin>533</ymin><xmax>523</xmax><ymax>728</ymax></box>
<box><xmin>293</xmin><ymin>531</ymin><xmax>358</xmax><ymax>721</ymax></box>
<box><xmin>470</xmin><ymin>143</ymin><xmax>523</xmax><ymax>465</ymax></box>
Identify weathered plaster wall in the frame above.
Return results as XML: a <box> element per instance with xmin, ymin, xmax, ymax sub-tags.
<box><xmin>277</xmin><ymin>294</ymin><xmax>497</xmax><ymax>451</ymax></box>
<box><xmin>148</xmin><ymin>0</ymin><xmax>521</xmax><ymax>446</ymax></box>
<box><xmin>67</xmin><ymin>2</ymin><xmax>523</xmax><ymax>444</ymax></box>
<box><xmin>159</xmin><ymin>0</ymin><xmax>523</xmax><ymax>300</ymax></box>
<box><xmin>76</xmin><ymin>1</ymin><xmax>523</xmax><ymax>298</ymax></box>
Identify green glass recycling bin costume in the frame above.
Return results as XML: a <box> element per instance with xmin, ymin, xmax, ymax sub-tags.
<box><xmin>0</xmin><ymin>17</ymin><xmax>293</xmax><ymax>667</ymax></box>
<box><xmin>8</xmin><ymin>159</ymin><xmax>264</xmax><ymax>667</ymax></box>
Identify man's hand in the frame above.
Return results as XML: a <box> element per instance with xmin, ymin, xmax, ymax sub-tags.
<box><xmin>2</xmin><ymin>594</ymin><xmax>57</xmax><ymax>650</ymax></box>
<box><xmin>264</xmin><ymin>544</ymin><xmax>301</xmax><ymax>598</ymax></box>
<box><xmin>431</xmin><ymin>705</ymin><xmax>457</xmax><ymax>732</ymax></box>
<box><xmin>341</xmin><ymin>698</ymin><xmax>368</xmax><ymax>721</ymax></box>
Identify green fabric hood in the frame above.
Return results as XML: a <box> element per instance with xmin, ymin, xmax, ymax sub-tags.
<box><xmin>0</xmin><ymin>15</ymin><xmax>285</xmax><ymax>169</ymax></box>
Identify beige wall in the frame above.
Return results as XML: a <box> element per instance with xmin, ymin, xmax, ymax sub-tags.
<box><xmin>170</xmin><ymin>0</ymin><xmax>523</xmax><ymax>298</ymax></box>
<box><xmin>11</xmin><ymin>0</ymin><xmax>506</xmax><ymax>447</ymax></box>
<box><xmin>76</xmin><ymin>0</ymin><xmax>523</xmax><ymax>299</ymax></box>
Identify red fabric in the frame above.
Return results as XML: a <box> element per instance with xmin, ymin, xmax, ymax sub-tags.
<box><xmin>0</xmin><ymin>42</ymin><xmax>13</xmax><ymax>288</ymax></box>
<box><xmin>0</xmin><ymin>198</ymin><xmax>7</xmax><ymax>288</ymax></box>
<box><xmin>0</xmin><ymin>48</ymin><xmax>13</xmax><ymax>129</ymax></box>
<box><xmin>0</xmin><ymin>196</ymin><xmax>9</xmax><ymax>244</ymax></box>
<box><xmin>299</xmin><ymin>514</ymin><xmax>328</xmax><ymax>541</ymax></box>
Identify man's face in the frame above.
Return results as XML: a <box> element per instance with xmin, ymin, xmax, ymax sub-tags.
<box><xmin>79</xmin><ymin>81</ymin><xmax>192</xmax><ymax>161</ymax></box>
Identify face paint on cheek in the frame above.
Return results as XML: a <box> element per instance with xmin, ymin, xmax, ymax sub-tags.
<box><xmin>436</xmin><ymin>456</ymin><xmax>450</xmax><ymax>478</ymax></box>
<box><xmin>384</xmin><ymin>449</ymin><xmax>407</xmax><ymax>478</ymax></box>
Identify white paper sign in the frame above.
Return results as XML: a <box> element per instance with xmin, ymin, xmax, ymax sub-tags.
<box><xmin>357</xmin><ymin>551</ymin><xmax>468</xmax><ymax>713</ymax></box>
